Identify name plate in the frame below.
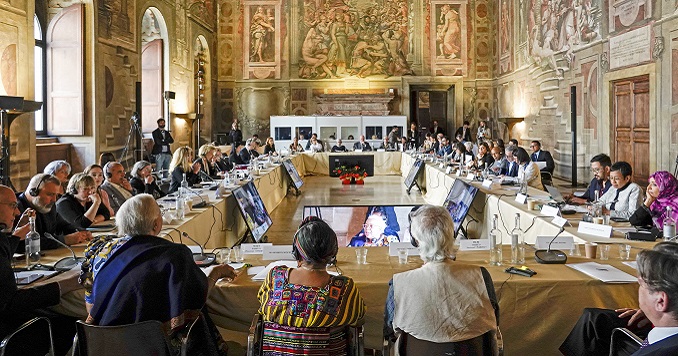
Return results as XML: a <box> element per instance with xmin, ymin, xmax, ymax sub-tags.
<box><xmin>552</xmin><ymin>216</ymin><xmax>568</xmax><ymax>228</ymax></box>
<box><xmin>459</xmin><ymin>239</ymin><xmax>490</xmax><ymax>251</ymax></box>
<box><xmin>377</xmin><ymin>149</ymin><xmax>386</xmax><ymax>152</ymax></box>
<box><xmin>388</xmin><ymin>242</ymin><xmax>420</xmax><ymax>256</ymax></box>
<box><xmin>515</xmin><ymin>193</ymin><xmax>528</xmax><ymax>204</ymax></box>
<box><xmin>536</xmin><ymin>236</ymin><xmax>574</xmax><ymax>250</ymax></box>
<box><xmin>455</xmin><ymin>170</ymin><xmax>462</xmax><ymax>177</ymax></box>
<box><xmin>439</xmin><ymin>163</ymin><xmax>445</xmax><ymax>169</ymax></box>
<box><xmin>355</xmin><ymin>149</ymin><xmax>363</xmax><ymax>153</ymax></box>
<box><xmin>578</xmin><ymin>221</ymin><xmax>613</xmax><ymax>238</ymax></box>
<box><xmin>446</xmin><ymin>167</ymin><xmax>453</xmax><ymax>174</ymax></box>
<box><xmin>466</xmin><ymin>173</ymin><xmax>475</xmax><ymax>180</ymax></box>
<box><xmin>241</xmin><ymin>243</ymin><xmax>273</xmax><ymax>255</ymax></box>
<box><xmin>541</xmin><ymin>205</ymin><xmax>560</xmax><ymax>217</ymax></box>
<box><xmin>262</xmin><ymin>245</ymin><xmax>295</xmax><ymax>260</ymax></box>
<box><xmin>482</xmin><ymin>179</ymin><xmax>493</xmax><ymax>188</ymax></box>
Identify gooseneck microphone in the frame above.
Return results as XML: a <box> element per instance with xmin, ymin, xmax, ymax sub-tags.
<box><xmin>183</xmin><ymin>186</ymin><xmax>208</xmax><ymax>209</ymax></box>
<box><xmin>181</xmin><ymin>232</ymin><xmax>216</xmax><ymax>267</ymax></box>
<box><xmin>44</xmin><ymin>232</ymin><xmax>86</xmax><ymax>271</ymax></box>
<box><xmin>534</xmin><ymin>227</ymin><xmax>568</xmax><ymax>264</ymax></box>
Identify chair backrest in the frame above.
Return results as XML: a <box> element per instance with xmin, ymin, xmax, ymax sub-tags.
<box><xmin>75</xmin><ymin>320</ymin><xmax>172</xmax><ymax>356</ymax></box>
<box><xmin>395</xmin><ymin>331</ymin><xmax>498</xmax><ymax>356</ymax></box>
<box><xmin>609</xmin><ymin>327</ymin><xmax>642</xmax><ymax>356</ymax></box>
<box><xmin>0</xmin><ymin>317</ymin><xmax>54</xmax><ymax>356</ymax></box>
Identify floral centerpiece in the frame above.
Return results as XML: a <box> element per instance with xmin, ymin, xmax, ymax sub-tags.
<box><xmin>333</xmin><ymin>165</ymin><xmax>368</xmax><ymax>185</ymax></box>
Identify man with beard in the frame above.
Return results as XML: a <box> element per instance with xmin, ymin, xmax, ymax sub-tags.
<box><xmin>15</xmin><ymin>174</ymin><xmax>91</xmax><ymax>252</ymax></box>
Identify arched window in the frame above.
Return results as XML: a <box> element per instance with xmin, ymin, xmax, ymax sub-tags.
<box><xmin>34</xmin><ymin>14</ymin><xmax>46</xmax><ymax>134</ymax></box>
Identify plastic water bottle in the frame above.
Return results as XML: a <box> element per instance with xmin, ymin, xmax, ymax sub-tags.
<box><xmin>489</xmin><ymin>214</ymin><xmax>503</xmax><ymax>266</ymax></box>
<box><xmin>664</xmin><ymin>206</ymin><xmax>676</xmax><ymax>241</ymax></box>
<box><xmin>180</xmin><ymin>173</ymin><xmax>189</xmax><ymax>197</ymax></box>
<box><xmin>519</xmin><ymin>177</ymin><xmax>528</xmax><ymax>196</ymax></box>
<box><xmin>510</xmin><ymin>213</ymin><xmax>525</xmax><ymax>264</ymax></box>
<box><xmin>25</xmin><ymin>216</ymin><xmax>41</xmax><ymax>268</ymax></box>
<box><xmin>175</xmin><ymin>196</ymin><xmax>185</xmax><ymax>220</ymax></box>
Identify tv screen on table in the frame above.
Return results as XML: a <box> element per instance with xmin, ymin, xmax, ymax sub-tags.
<box><xmin>403</xmin><ymin>159</ymin><xmax>424</xmax><ymax>189</ymax></box>
<box><xmin>233</xmin><ymin>181</ymin><xmax>273</xmax><ymax>242</ymax></box>
<box><xmin>303</xmin><ymin>205</ymin><xmax>421</xmax><ymax>247</ymax></box>
<box><xmin>442</xmin><ymin>179</ymin><xmax>479</xmax><ymax>236</ymax></box>
<box><xmin>282</xmin><ymin>159</ymin><xmax>303</xmax><ymax>189</ymax></box>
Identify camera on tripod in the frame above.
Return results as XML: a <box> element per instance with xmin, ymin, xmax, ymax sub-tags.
<box><xmin>130</xmin><ymin>112</ymin><xmax>140</xmax><ymax>125</ymax></box>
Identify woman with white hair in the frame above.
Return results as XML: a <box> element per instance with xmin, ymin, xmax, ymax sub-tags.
<box><xmin>44</xmin><ymin>160</ymin><xmax>71</xmax><ymax>195</ymax></box>
<box><xmin>384</xmin><ymin>205</ymin><xmax>500</xmax><ymax>354</ymax></box>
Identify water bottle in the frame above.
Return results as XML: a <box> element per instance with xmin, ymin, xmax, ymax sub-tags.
<box><xmin>25</xmin><ymin>216</ymin><xmax>41</xmax><ymax>268</ymax></box>
<box><xmin>180</xmin><ymin>173</ymin><xmax>189</xmax><ymax>198</ymax></box>
<box><xmin>510</xmin><ymin>213</ymin><xmax>525</xmax><ymax>264</ymax></box>
<box><xmin>663</xmin><ymin>206</ymin><xmax>676</xmax><ymax>241</ymax></box>
<box><xmin>489</xmin><ymin>214</ymin><xmax>503</xmax><ymax>266</ymax></box>
<box><xmin>175</xmin><ymin>196</ymin><xmax>185</xmax><ymax>220</ymax></box>
<box><xmin>519</xmin><ymin>177</ymin><xmax>528</xmax><ymax>196</ymax></box>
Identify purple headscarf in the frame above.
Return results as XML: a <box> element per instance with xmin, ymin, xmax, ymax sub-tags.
<box><xmin>649</xmin><ymin>171</ymin><xmax>678</xmax><ymax>229</ymax></box>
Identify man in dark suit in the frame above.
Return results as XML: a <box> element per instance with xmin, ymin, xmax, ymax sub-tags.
<box><xmin>454</xmin><ymin>121</ymin><xmax>472</xmax><ymax>142</ymax></box>
<box><xmin>408</xmin><ymin>122</ymin><xmax>419</xmax><ymax>148</ymax></box>
<box><xmin>229</xmin><ymin>121</ymin><xmax>243</xmax><ymax>146</ymax></box>
<box><xmin>352</xmin><ymin>135</ymin><xmax>372</xmax><ymax>151</ymax></box>
<box><xmin>304</xmin><ymin>133</ymin><xmax>323</xmax><ymax>151</ymax></box>
<box><xmin>529</xmin><ymin>140</ymin><xmax>555</xmax><ymax>174</ymax></box>
<box><xmin>502</xmin><ymin>147</ymin><xmax>519</xmax><ymax>177</ymax></box>
<box><xmin>151</xmin><ymin>118</ymin><xmax>174</xmax><ymax>179</ymax></box>
<box><xmin>239</xmin><ymin>138</ymin><xmax>258</xmax><ymax>164</ymax></box>
<box><xmin>429</xmin><ymin>120</ymin><xmax>445</xmax><ymax>136</ymax></box>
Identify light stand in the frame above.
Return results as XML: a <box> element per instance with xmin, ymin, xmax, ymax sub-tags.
<box><xmin>0</xmin><ymin>96</ymin><xmax>42</xmax><ymax>191</ymax></box>
<box><xmin>119</xmin><ymin>112</ymin><xmax>144</xmax><ymax>167</ymax></box>
<box><xmin>163</xmin><ymin>91</ymin><xmax>175</xmax><ymax>128</ymax></box>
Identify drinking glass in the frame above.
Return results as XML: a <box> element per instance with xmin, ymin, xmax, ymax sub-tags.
<box><xmin>355</xmin><ymin>247</ymin><xmax>368</xmax><ymax>264</ymax></box>
<box><xmin>397</xmin><ymin>249</ymin><xmax>408</xmax><ymax>264</ymax></box>
<box><xmin>618</xmin><ymin>244</ymin><xmax>631</xmax><ymax>260</ymax></box>
<box><xmin>218</xmin><ymin>248</ymin><xmax>232</xmax><ymax>264</ymax></box>
<box><xmin>599</xmin><ymin>245</ymin><xmax>610</xmax><ymax>260</ymax></box>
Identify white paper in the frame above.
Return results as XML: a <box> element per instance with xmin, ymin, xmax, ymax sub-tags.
<box><xmin>14</xmin><ymin>271</ymin><xmax>59</xmax><ymax>285</ymax></box>
<box><xmin>614</xmin><ymin>227</ymin><xmax>639</xmax><ymax>234</ymax></box>
<box><xmin>252</xmin><ymin>261</ymin><xmax>298</xmax><ymax>280</ymax></box>
<box><xmin>186</xmin><ymin>245</ymin><xmax>202</xmax><ymax>254</ymax></box>
<box><xmin>535</xmin><ymin>161</ymin><xmax>547</xmax><ymax>170</ymax></box>
<box><xmin>563</xmin><ymin>204</ymin><xmax>590</xmax><ymax>213</ymax></box>
<box><xmin>622</xmin><ymin>261</ymin><xmax>638</xmax><ymax>270</ymax></box>
<box><xmin>459</xmin><ymin>239</ymin><xmax>490</xmax><ymax>251</ymax></box>
<box><xmin>247</xmin><ymin>266</ymin><xmax>265</xmax><ymax>276</ymax></box>
<box><xmin>567</xmin><ymin>262</ymin><xmax>637</xmax><ymax>283</ymax></box>
<box><xmin>552</xmin><ymin>216</ymin><xmax>568</xmax><ymax>227</ymax></box>
<box><xmin>482</xmin><ymin>179</ymin><xmax>493</xmax><ymax>188</ymax></box>
<box><xmin>446</xmin><ymin>167</ymin><xmax>452</xmax><ymax>174</ymax></box>
<box><xmin>573</xmin><ymin>191</ymin><xmax>587</xmax><ymax>197</ymax></box>
<box><xmin>515</xmin><ymin>193</ymin><xmax>528</xmax><ymax>204</ymax></box>
<box><xmin>439</xmin><ymin>163</ymin><xmax>445</xmax><ymax>169</ymax></box>
<box><xmin>241</xmin><ymin>243</ymin><xmax>273</xmax><ymax>255</ymax></box>
<box><xmin>455</xmin><ymin>170</ymin><xmax>462</xmax><ymax>177</ymax></box>
<box><xmin>377</xmin><ymin>149</ymin><xmax>386</xmax><ymax>152</ymax></box>
<box><xmin>388</xmin><ymin>242</ymin><xmax>420</xmax><ymax>256</ymax></box>
<box><xmin>466</xmin><ymin>173</ymin><xmax>475</xmax><ymax>180</ymax></box>
<box><xmin>541</xmin><ymin>205</ymin><xmax>560</xmax><ymax>217</ymax></box>
<box><xmin>355</xmin><ymin>149</ymin><xmax>363</xmax><ymax>153</ymax></box>
<box><xmin>262</xmin><ymin>245</ymin><xmax>295</xmax><ymax>260</ymax></box>
<box><xmin>578</xmin><ymin>221</ymin><xmax>613</xmax><ymax>238</ymax></box>
<box><xmin>536</xmin><ymin>235</ymin><xmax>574</xmax><ymax>250</ymax></box>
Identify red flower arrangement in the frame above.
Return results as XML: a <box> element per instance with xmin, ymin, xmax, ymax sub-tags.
<box><xmin>333</xmin><ymin>165</ymin><xmax>368</xmax><ymax>184</ymax></box>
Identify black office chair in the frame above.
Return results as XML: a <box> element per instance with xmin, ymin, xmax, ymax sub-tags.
<box><xmin>541</xmin><ymin>171</ymin><xmax>553</xmax><ymax>190</ymax></box>
<box><xmin>247</xmin><ymin>314</ymin><xmax>364</xmax><ymax>356</ymax></box>
<box><xmin>0</xmin><ymin>317</ymin><xmax>55</xmax><ymax>356</ymax></box>
<box><xmin>74</xmin><ymin>320</ymin><xmax>173</xmax><ymax>356</ymax></box>
<box><xmin>609</xmin><ymin>327</ymin><xmax>642</xmax><ymax>356</ymax></box>
<box><xmin>391</xmin><ymin>330</ymin><xmax>499</xmax><ymax>356</ymax></box>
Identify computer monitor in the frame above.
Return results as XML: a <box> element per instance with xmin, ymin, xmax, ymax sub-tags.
<box><xmin>282</xmin><ymin>159</ymin><xmax>303</xmax><ymax>189</ymax></box>
<box><xmin>442</xmin><ymin>179</ymin><xmax>479</xmax><ymax>237</ymax></box>
<box><xmin>233</xmin><ymin>181</ymin><xmax>273</xmax><ymax>242</ymax></box>
<box><xmin>404</xmin><ymin>159</ymin><xmax>424</xmax><ymax>193</ymax></box>
<box><xmin>303</xmin><ymin>205</ymin><xmax>421</xmax><ymax>247</ymax></box>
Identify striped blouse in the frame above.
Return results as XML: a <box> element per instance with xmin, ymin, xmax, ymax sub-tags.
<box><xmin>257</xmin><ymin>266</ymin><xmax>365</xmax><ymax>328</ymax></box>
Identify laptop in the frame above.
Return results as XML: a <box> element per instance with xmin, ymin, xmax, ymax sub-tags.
<box><xmin>545</xmin><ymin>185</ymin><xmax>566</xmax><ymax>203</ymax></box>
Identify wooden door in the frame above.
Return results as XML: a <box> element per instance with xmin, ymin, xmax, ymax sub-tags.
<box><xmin>141</xmin><ymin>39</ymin><xmax>163</xmax><ymax>133</ymax></box>
<box><xmin>613</xmin><ymin>75</ymin><xmax>650</xmax><ymax>186</ymax></box>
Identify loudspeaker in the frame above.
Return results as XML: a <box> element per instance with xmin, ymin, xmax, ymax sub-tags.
<box><xmin>164</xmin><ymin>91</ymin><xmax>176</xmax><ymax>100</ymax></box>
<box><xmin>29</xmin><ymin>174</ymin><xmax>50</xmax><ymax>196</ymax></box>
<box><xmin>570</xmin><ymin>86</ymin><xmax>577</xmax><ymax>187</ymax></box>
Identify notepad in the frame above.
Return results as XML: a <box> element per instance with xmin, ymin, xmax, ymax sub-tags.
<box><xmin>566</xmin><ymin>262</ymin><xmax>637</xmax><ymax>283</ymax></box>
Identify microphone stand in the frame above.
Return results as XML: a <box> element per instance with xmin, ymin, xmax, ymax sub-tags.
<box><xmin>534</xmin><ymin>227</ymin><xmax>568</xmax><ymax>264</ymax></box>
<box><xmin>183</xmin><ymin>185</ymin><xmax>209</xmax><ymax>208</ymax></box>
<box><xmin>181</xmin><ymin>232</ymin><xmax>216</xmax><ymax>267</ymax></box>
<box><xmin>44</xmin><ymin>232</ymin><xmax>86</xmax><ymax>271</ymax></box>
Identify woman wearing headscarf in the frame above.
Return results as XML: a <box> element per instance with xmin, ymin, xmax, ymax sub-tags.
<box><xmin>630</xmin><ymin>171</ymin><xmax>678</xmax><ymax>229</ymax></box>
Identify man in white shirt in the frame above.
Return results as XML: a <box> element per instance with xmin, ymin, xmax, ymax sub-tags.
<box><xmin>598</xmin><ymin>161</ymin><xmax>641</xmax><ymax>220</ymax></box>
<box><xmin>99</xmin><ymin>162</ymin><xmax>134</xmax><ymax>213</ymax></box>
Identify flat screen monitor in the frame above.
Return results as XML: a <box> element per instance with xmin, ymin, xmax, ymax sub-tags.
<box><xmin>233</xmin><ymin>181</ymin><xmax>273</xmax><ymax>242</ymax></box>
<box><xmin>303</xmin><ymin>205</ymin><xmax>421</xmax><ymax>247</ymax></box>
<box><xmin>282</xmin><ymin>159</ymin><xmax>303</xmax><ymax>189</ymax></box>
<box><xmin>403</xmin><ymin>159</ymin><xmax>424</xmax><ymax>190</ymax></box>
<box><xmin>442</xmin><ymin>179</ymin><xmax>479</xmax><ymax>236</ymax></box>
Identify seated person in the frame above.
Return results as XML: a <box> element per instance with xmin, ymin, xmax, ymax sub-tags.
<box><xmin>168</xmin><ymin>146</ymin><xmax>201</xmax><ymax>194</ymax></box>
<box><xmin>514</xmin><ymin>147</ymin><xmax>543</xmax><ymax>189</ymax></box>
<box><xmin>43</xmin><ymin>160</ymin><xmax>71</xmax><ymax>195</ymax></box>
<box><xmin>353</xmin><ymin>135</ymin><xmax>372</xmax><ymax>151</ymax></box>
<box><xmin>422</xmin><ymin>133</ymin><xmax>434</xmax><ymax>153</ymax></box>
<box><xmin>475</xmin><ymin>142</ymin><xmax>495</xmax><ymax>170</ymax></box>
<box><xmin>569</xmin><ymin>154</ymin><xmax>613</xmax><ymax>204</ymax></box>
<box><xmin>378</xmin><ymin>136</ymin><xmax>391</xmax><ymax>150</ymax></box>
<box><xmin>239</xmin><ymin>138</ymin><xmax>259</xmax><ymax>164</ymax></box>
<box><xmin>289</xmin><ymin>136</ymin><xmax>304</xmax><ymax>153</ymax></box>
<box><xmin>630</xmin><ymin>171</ymin><xmax>678</xmax><ymax>229</ymax></box>
<box><xmin>80</xmin><ymin>194</ymin><xmax>235</xmax><ymax>355</ymax></box>
<box><xmin>347</xmin><ymin>134</ymin><xmax>354</xmax><ymax>140</ymax></box>
<box><xmin>452</xmin><ymin>142</ymin><xmax>473</xmax><ymax>165</ymax></box>
<box><xmin>194</xmin><ymin>144</ymin><xmax>219</xmax><ymax>178</ymax></box>
<box><xmin>98</xmin><ymin>152</ymin><xmax>116</xmax><ymax>167</ymax></box>
<box><xmin>99</xmin><ymin>162</ymin><xmax>134</xmax><ymax>213</ymax></box>
<box><xmin>454</xmin><ymin>121</ymin><xmax>472</xmax><ymax>142</ymax></box>
<box><xmin>436</xmin><ymin>136</ymin><xmax>453</xmax><ymax>157</ymax></box>
<box><xmin>464</xmin><ymin>141</ymin><xmax>478</xmax><ymax>157</ymax></box>
<box><xmin>257</xmin><ymin>217</ymin><xmax>365</xmax><ymax>354</ymax></box>
<box><xmin>129</xmin><ymin>161</ymin><xmax>165</xmax><ymax>199</ymax></box>
<box><xmin>56</xmin><ymin>173</ymin><xmax>111</xmax><ymax>229</ymax></box>
<box><xmin>304</xmin><ymin>133</ymin><xmax>323</xmax><ymax>151</ymax></box>
<box><xmin>0</xmin><ymin>185</ymin><xmax>82</xmax><ymax>355</ymax></box>
<box><xmin>489</xmin><ymin>146</ymin><xmax>507</xmax><ymax>175</ymax></box>
<box><xmin>348</xmin><ymin>207</ymin><xmax>400</xmax><ymax>247</ymax></box>
<box><xmin>598</xmin><ymin>161</ymin><xmax>641</xmax><ymax>220</ymax></box>
<box><xmin>331</xmin><ymin>138</ymin><xmax>348</xmax><ymax>152</ymax></box>
<box><xmin>529</xmin><ymin>140</ymin><xmax>555</xmax><ymax>174</ymax></box>
<box><xmin>398</xmin><ymin>137</ymin><xmax>409</xmax><ymax>151</ymax></box>
<box><xmin>560</xmin><ymin>242</ymin><xmax>678</xmax><ymax>356</ymax></box>
<box><xmin>229</xmin><ymin>144</ymin><xmax>245</xmax><ymax>165</ymax></box>
<box><xmin>212</xmin><ymin>146</ymin><xmax>233</xmax><ymax>173</ymax></box>
<box><xmin>84</xmin><ymin>164</ymin><xmax>116</xmax><ymax>217</ymax></box>
<box><xmin>501</xmin><ymin>147</ymin><xmax>518</xmax><ymax>177</ymax></box>
<box><xmin>15</xmin><ymin>174</ymin><xmax>91</xmax><ymax>251</ymax></box>
<box><xmin>308</xmin><ymin>136</ymin><xmax>324</xmax><ymax>152</ymax></box>
<box><xmin>384</xmin><ymin>205</ymin><xmax>499</xmax><ymax>350</ymax></box>
<box><xmin>263</xmin><ymin>137</ymin><xmax>277</xmax><ymax>155</ymax></box>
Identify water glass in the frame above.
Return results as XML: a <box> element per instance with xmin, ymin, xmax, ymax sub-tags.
<box><xmin>355</xmin><ymin>247</ymin><xmax>368</xmax><ymax>264</ymax></box>
<box><xmin>397</xmin><ymin>248</ymin><xmax>408</xmax><ymax>264</ymax></box>
<box><xmin>569</xmin><ymin>242</ymin><xmax>581</xmax><ymax>257</ymax></box>
<box><xmin>232</xmin><ymin>246</ymin><xmax>244</xmax><ymax>262</ymax></box>
<box><xmin>218</xmin><ymin>247</ymin><xmax>231</xmax><ymax>264</ymax></box>
<box><xmin>603</xmin><ymin>214</ymin><xmax>611</xmax><ymax>225</ymax></box>
<box><xmin>599</xmin><ymin>244</ymin><xmax>611</xmax><ymax>260</ymax></box>
<box><xmin>618</xmin><ymin>244</ymin><xmax>631</xmax><ymax>260</ymax></box>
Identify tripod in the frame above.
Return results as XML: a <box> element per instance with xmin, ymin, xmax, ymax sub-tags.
<box><xmin>120</xmin><ymin>112</ymin><xmax>144</xmax><ymax>167</ymax></box>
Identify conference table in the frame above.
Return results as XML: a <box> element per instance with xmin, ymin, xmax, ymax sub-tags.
<box><xmin>31</xmin><ymin>151</ymin><xmax>657</xmax><ymax>355</ymax></box>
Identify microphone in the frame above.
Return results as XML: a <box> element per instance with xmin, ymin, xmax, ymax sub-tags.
<box><xmin>44</xmin><ymin>232</ymin><xmax>86</xmax><ymax>271</ymax></box>
<box><xmin>534</xmin><ymin>227</ymin><xmax>568</xmax><ymax>264</ymax></box>
<box><xmin>181</xmin><ymin>232</ymin><xmax>216</xmax><ymax>267</ymax></box>
<box><xmin>183</xmin><ymin>186</ymin><xmax>208</xmax><ymax>209</ymax></box>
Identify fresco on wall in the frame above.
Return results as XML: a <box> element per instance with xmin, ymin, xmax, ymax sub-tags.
<box><xmin>0</xmin><ymin>23</ymin><xmax>17</xmax><ymax>96</ymax></box>
<box><xmin>97</xmin><ymin>0</ymin><xmax>135</xmax><ymax>47</ymax></box>
<box><xmin>244</xmin><ymin>1</ymin><xmax>281</xmax><ymax>79</ymax></box>
<box><xmin>429</xmin><ymin>0</ymin><xmax>467</xmax><ymax>76</ymax></box>
<box><xmin>250</xmin><ymin>5</ymin><xmax>276</xmax><ymax>63</ymax></box>
<box><xmin>297</xmin><ymin>0</ymin><xmax>414</xmax><ymax>79</ymax></box>
<box><xmin>524</xmin><ymin>0</ymin><xmax>601</xmax><ymax>70</ymax></box>
<box><xmin>608</xmin><ymin>0</ymin><xmax>651</xmax><ymax>33</ymax></box>
<box><xmin>498</xmin><ymin>0</ymin><xmax>512</xmax><ymax>74</ymax></box>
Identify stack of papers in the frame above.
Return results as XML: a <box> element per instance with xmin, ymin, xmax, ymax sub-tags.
<box><xmin>567</xmin><ymin>262</ymin><xmax>637</xmax><ymax>283</ymax></box>
<box><xmin>562</xmin><ymin>204</ymin><xmax>590</xmax><ymax>213</ymax></box>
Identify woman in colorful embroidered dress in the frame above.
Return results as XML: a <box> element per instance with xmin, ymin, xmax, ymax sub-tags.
<box><xmin>257</xmin><ymin>216</ymin><xmax>366</xmax><ymax>355</ymax></box>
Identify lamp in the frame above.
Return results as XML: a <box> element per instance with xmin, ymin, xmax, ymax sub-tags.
<box><xmin>163</xmin><ymin>91</ymin><xmax>175</xmax><ymax>130</ymax></box>
<box><xmin>0</xmin><ymin>96</ymin><xmax>43</xmax><ymax>189</ymax></box>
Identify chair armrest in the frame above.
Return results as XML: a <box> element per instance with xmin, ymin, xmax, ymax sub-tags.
<box><xmin>247</xmin><ymin>314</ymin><xmax>262</xmax><ymax>356</ymax></box>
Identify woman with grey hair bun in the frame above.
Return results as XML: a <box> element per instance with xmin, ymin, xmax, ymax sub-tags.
<box><xmin>44</xmin><ymin>160</ymin><xmax>71</xmax><ymax>194</ymax></box>
<box><xmin>384</xmin><ymin>205</ymin><xmax>500</xmax><ymax>354</ymax></box>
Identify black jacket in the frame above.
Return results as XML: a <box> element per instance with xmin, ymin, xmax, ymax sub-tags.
<box><xmin>151</xmin><ymin>128</ymin><xmax>174</xmax><ymax>155</ymax></box>
<box><xmin>15</xmin><ymin>193</ymin><xmax>77</xmax><ymax>252</ymax></box>
<box><xmin>169</xmin><ymin>167</ymin><xmax>201</xmax><ymax>194</ymax></box>
<box><xmin>56</xmin><ymin>193</ymin><xmax>111</xmax><ymax>229</ymax></box>
<box><xmin>129</xmin><ymin>177</ymin><xmax>166</xmax><ymax>199</ymax></box>
<box><xmin>531</xmin><ymin>150</ymin><xmax>555</xmax><ymax>174</ymax></box>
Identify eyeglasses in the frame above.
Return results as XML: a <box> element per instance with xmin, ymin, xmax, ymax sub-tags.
<box><xmin>0</xmin><ymin>202</ymin><xmax>19</xmax><ymax>209</ymax></box>
<box><xmin>590</xmin><ymin>168</ymin><xmax>601</xmax><ymax>173</ymax></box>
